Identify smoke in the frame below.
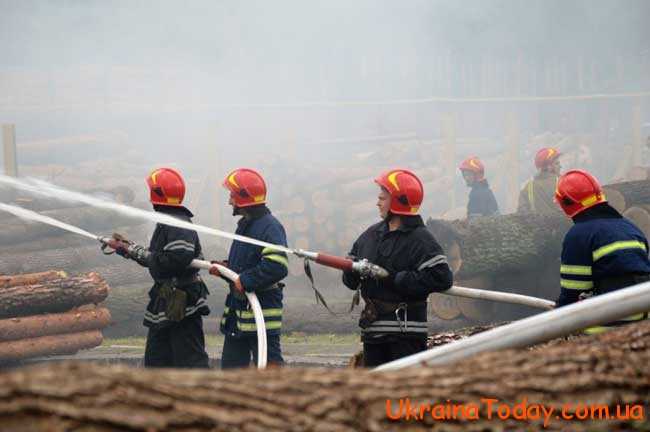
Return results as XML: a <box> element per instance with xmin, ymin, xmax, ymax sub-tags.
<box><xmin>0</xmin><ymin>174</ymin><xmax>292</xmax><ymax>253</ymax></box>
<box><xmin>1</xmin><ymin>0</ymin><xmax>649</xmax><ymax>241</ymax></box>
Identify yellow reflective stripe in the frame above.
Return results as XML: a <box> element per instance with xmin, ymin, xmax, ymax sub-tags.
<box><xmin>240</xmin><ymin>308</ymin><xmax>283</xmax><ymax>319</ymax></box>
<box><xmin>560</xmin><ymin>279</ymin><xmax>594</xmax><ymax>290</ymax></box>
<box><xmin>580</xmin><ymin>193</ymin><xmax>604</xmax><ymax>207</ymax></box>
<box><xmin>620</xmin><ymin>313</ymin><xmax>646</xmax><ymax>321</ymax></box>
<box><xmin>262</xmin><ymin>247</ymin><xmax>284</xmax><ymax>255</ymax></box>
<box><xmin>592</xmin><ymin>241</ymin><xmax>647</xmax><ymax>261</ymax></box>
<box><xmin>560</xmin><ymin>264</ymin><xmax>592</xmax><ymax>276</ymax></box>
<box><xmin>527</xmin><ymin>181</ymin><xmax>535</xmax><ymax>212</ymax></box>
<box><xmin>263</xmin><ymin>254</ymin><xmax>289</xmax><ymax>268</ymax></box>
<box><xmin>223</xmin><ymin>306</ymin><xmax>230</xmax><ymax>314</ymax></box>
<box><xmin>237</xmin><ymin>321</ymin><xmax>282</xmax><ymax>331</ymax></box>
<box><xmin>583</xmin><ymin>326</ymin><xmax>611</xmax><ymax>335</ymax></box>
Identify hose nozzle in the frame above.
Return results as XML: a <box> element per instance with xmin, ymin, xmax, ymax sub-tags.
<box><xmin>352</xmin><ymin>259</ymin><xmax>389</xmax><ymax>279</ymax></box>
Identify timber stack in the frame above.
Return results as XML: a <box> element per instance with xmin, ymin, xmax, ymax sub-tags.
<box><xmin>1</xmin><ymin>320</ymin><xmax>649</xmax><ymax>431</ymax></box>
<box><xmin>0</xmin><ymin>271</ymin><xmax>110</xmax><ymax>363</ymax></box>
<box><xmin>425</xmin><ymin>179</ymin><xmax>650</xmax><ymax>323</ymax></box>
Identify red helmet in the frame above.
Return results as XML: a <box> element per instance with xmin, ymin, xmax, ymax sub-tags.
<box><xmin>223</xmin><ymin>168</ymin><xmax>267</xmax><ymax>208</ymax></box>
<box><xmin>146</xmin><ymin>167</ymin><xmax>185</xmax><ymax>206</ymax></box>
<box><xmin>535</xmin><ymin>147</ymin><xmax>561</xmax><ymax>170</ymax></box>
<box><xmin>374</xmin><ymin>169</ymin><xmax>424</xmax><ymax>216</ymax></box>
<box><xmin>554</xmin><ymin>169</ymin><xmax>607</xmax><ymax>217</ymax></box>
<box><xmin>459</xmin><ymin>156</ymin><xmax>485</xmax><ymax>180</ymax></box>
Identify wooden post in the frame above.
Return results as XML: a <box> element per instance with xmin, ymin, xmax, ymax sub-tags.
<box><xmin>441</xmin><ymin>113</ymin><xmax>457</xmax><ymax>212</ymax></box>
<box><xmin>2</xmin><ymin>124</ymin><xmax>17</xmax><ymax>177</ymax></box>
<box><xmin>505</xmin><ymin>112</ymin><xmax>520</xmax><ymax>213</ymax></box>
<box><xmin>632</xmin><ymin>103</ymin><xmax>643</xmax><ymax>166</ymax></box>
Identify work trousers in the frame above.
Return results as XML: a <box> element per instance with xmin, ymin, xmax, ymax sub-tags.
<box><xmin>362</xmin><ymin>336</ymin><xmax>427</xmax><ymax>367</ymax></box>
<box><xmin>221</xmin><ymin>333</ymin><xmax>284</xmax><ymax>369</ymax></box>
<box><xmin>144</xmin><ymin>314</ymin><xmax>210</xmax><ymax>368</ymax></box>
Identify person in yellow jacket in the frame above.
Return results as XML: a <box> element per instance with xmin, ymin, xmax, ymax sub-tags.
<box><xmin>517</xmin><ymin>147</ymin><xmax>563</xmax><ymax>215</ymax></box>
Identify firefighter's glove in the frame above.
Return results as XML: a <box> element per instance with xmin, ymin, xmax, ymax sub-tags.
<box><xmin>105</xmin><ymin>238</ymin><xmax>131</xmax><ymax>258</ymax></box>
<box><xmin>208</xmin><ymin>260</ymin><xmax>226</xmax><ymax>277</ymax></box>
<box><xmin>233</xmin><ymin>277</ymin><xmax>245</xmax><ymax>294</ymax></box>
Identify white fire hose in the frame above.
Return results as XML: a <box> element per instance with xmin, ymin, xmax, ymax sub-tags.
<box><xmin>446</xmin><ymin>285</ymin><xmax>556</xmax><ymax>310</ymax></box>
<box><xmin>375</xmin><ymin>280</ymin><xmax>650</xmax><ymax>371</ymax></box>
<box><xmin>189</xmin><ymin>259</ymin><xmax>268</xmax><ymax>369</ymax></box>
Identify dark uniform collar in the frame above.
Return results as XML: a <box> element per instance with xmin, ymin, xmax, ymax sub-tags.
<box><xmin>376</xmin><ymin>215</ymin><xmax>424</xmax><ymax>234</ymax></box>
<box><xmin>237</xmin><ymin>205</ymin><xmax>271</xmax><ymax>228</ymax></box>
<box><xmin>573</xmin><ymin>202</ymin><xmax>622</xmax><ymax>223</ymax></box>
<box><xmin>153</xmin><ymin>204</ymin><xmax>194</xmax><ymax>219</ymax></box>
<box><xmin>471</xmin><ymin>179</ymin><xmax>490</xmax><ymax>189</ymax></box>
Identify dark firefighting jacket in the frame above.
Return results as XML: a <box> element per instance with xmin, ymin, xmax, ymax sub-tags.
<box><xmin>467</xmin><ymin>179</ymin><xmax>499</xmax><ymax>219</ymax></box>
<box><xmin>557</xmin><ymin>203</ymin><xmax>650</xmax><ymax>333</ymax></box>
<box><xmin>138</xmin><ymin>205</ymin><xmax>209</xmax><ymax>328</ymax></box>
<box><xmin>342</xmin><ymin>215</ymin><xmax>453</xmax><ymax>341</ymax></box>
<box><xmin>220</xmin><ymin>205</ymin><xmax>288</xmax><ymax>337</ymax></box>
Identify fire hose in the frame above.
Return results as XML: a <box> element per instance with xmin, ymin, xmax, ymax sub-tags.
<box><xmin>98</xmin><ymin>236</ymin><xmax>269</xmax><ymax>369</ymax></box>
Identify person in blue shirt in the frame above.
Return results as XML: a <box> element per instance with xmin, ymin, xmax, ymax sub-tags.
<box><xmin>555</xmin><ymin>169</ymin><xmax>650</xmax><ymax>333</ymax></box>
<box><xmin>210</xmin><ymin>168</ymin><xmax>288</xmax><ymax>368</ymax></box>
<box><xmin>459</xmin><ymin>156</ymin><xmax>499</xmax><ymax>219</ymax></box>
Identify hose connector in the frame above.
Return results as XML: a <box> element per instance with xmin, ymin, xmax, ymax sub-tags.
<box><xmin>352</xmin><ymin>258</ymin><xmax>389</xmax><ymax>279</ymax></box>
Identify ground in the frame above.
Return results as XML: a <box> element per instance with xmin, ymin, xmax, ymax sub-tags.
<box><xmin>22</xmin><ymin>332</ymin><xmax>361</xmax><ymax>368</ymax></box>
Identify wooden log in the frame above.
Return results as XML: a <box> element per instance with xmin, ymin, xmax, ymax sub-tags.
<box><xmin>0</xmin><ymin>244</ymin><xmax>106</xmax><ymax>275</ymax></box>
<box><xmin>284</xmin><ymin>196</ymin><xmax>305</xmax><ymax>215</ymax></box>
<box><xmin>429</xmin><ymin>293</ymin><xmax>461</xmax><ymax>320</ymax></box>
<box><xmin>602</xmin><ymin>187</ymin><xmax>627</xmax><ymax>213</ymax></box>
<box><xmin>426</xmin><ymin>322</ymin><xmax>505</xmax><ymax>348</ymax></box>
<box><xmin>604</xmin><ymin>179</ymin><xmax>650</xmax><ymax>209</ymax></box>
<box><xmin>0</xmin><ymin>330</ymin><xmax>102</xmax><ymax>362</ymax></box>
<box><xmin>337</xmin><ymin>177</ymin><xmax>375</xmax><ymax>198</ymax></box>
<box><xmin>3</xmin><ymin>321</ymin><xmax>650</xmax><ymax>431</ymax></box>
<box><xmin>455</xmin><ymin>276</ymin><xmax>495</xmax><ymax>322</ymax></box>
<box><xmin>622</xmin><ymin>205</ymin><xmax>650</xmax><ymax>240</ymax></box>
<box><xmin>344</xmin><ymin>200</ymin><xmax>377</xmax><ymax>220</ymax></box>
<box><xmin>292</xmin><ymin>215</ymin><xmax>310</xmax><ymax>234</ymax></box>
<box><xmin>0</xmin><ymin>307</ymin><xmax>111</xmax><ymax>341</ymax></box>
<box><xmin>4</xmin><ymin>222</ymin><xmax>150</xmax><ymax>253</ymax></box>
<box><xmin>102</xmin><ymin>284</ymin><xmax>149</xmax><ymax>338</ymax></box>
<box><xmin>0</xmin><ymin>271</ymin><xmax>66</xmax><ymax>289</ymax></box>
<box><xmin>86</xmin><ymin>261</ymin><xmax>151</xmax><ymax>287</ymax></box>
<box><xmin>1</xmin><ymin>233</ymin><xmax>93</xmax><ymax>254</ymax></box>
<box><xmin>0</xmin><ymin>206</ymin><xmax>141</xmax><ymax>245</ymax></box>
<box><xmin>0</xmin><ymin>272</ymin><xmax>109</xmax><ymax>319</ymax></box>
<box><xmin>426</xmin><ymin>213</ymin><xmax>571</xmax><ymax>280</ymax></box>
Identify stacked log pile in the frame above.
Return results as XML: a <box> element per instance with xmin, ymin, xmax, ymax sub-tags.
<box><xmin>0</xmin><ymin>271</ymin><xmax>110</xmax><ymax>363</ymax></box>
<box><xmin>426</xmin><ymin>179</ymin><xmax>650</xmax><ymax>322</ymax></box>
<box><xmin>1</xmin><ymin>320</ymin><xmax>649</xmax><ymax>431</ymax></box>
<box><xmin>262</xmin><ymin>146</ymin><xmax>449</xmax><ymax>277</ymax></box>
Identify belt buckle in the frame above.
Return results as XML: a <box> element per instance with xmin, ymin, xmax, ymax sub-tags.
<box><xmin>395</xmin><ymin>302</ymin><xmax>408</xmax><ymax>333</ymax></box>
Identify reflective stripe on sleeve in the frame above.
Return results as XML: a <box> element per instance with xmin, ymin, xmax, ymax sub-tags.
<box><xmin>560</xmin><ymin>264</ymin><xmax>592</xmax><ymax>276</ymax></box>
<box><xmin>592</xmin><ymin>240</ymin><xmax>647</xmax><ymax>262</ymax></box>
<box><xmin>560</xmin><ymin>278</ymin><xmax>594</xmax><ymax>290</ymax></box>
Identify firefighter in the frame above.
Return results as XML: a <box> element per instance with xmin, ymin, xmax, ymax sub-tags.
<box><xmin>459</xmin><ymin>156</ymin><xmax>499</xmax><ymax>219</ymax></box>
<box><xmin>518</xmin><ymin>147</ymin><xmax>564</xmax><ymax>215</ymax></box>
<box><xmin>555</xmin><ymin>169</ymin><xmax>650</xmax><ymax>333</ymax></box>
<box><xmin>107</xmin><ymin>167</ymin><xmax>210</xmax><ymax>368</ymax></box>
<box><xmin>342</xmin><ymin>169</ymin><xmax>453</xmax><ymax>367</ymax></box>
<box><xmin>209</xmin><ymin>168</ymin><xmax>288</xmax><ymax>368</ymax></box>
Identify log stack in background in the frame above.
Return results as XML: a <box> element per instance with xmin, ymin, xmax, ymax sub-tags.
<box><xmin>0</xmin><ymin>271</ymin><xmax>110</xmax><ymax>363</ymax></box>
